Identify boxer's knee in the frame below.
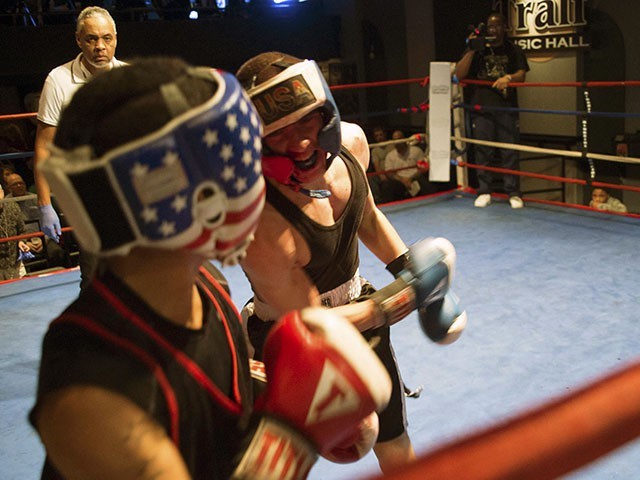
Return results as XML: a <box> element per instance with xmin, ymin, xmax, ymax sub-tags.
<box><xmin>373</xmin><ymin>432</ymin><xmax>416</xmax><ymax>474</ymax></box>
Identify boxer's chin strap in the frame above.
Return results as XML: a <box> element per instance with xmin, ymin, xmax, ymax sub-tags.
<box><xmin>295</xmin><ymin>185</ymin><xmax>332</xmax><ymax>199</ymax></box>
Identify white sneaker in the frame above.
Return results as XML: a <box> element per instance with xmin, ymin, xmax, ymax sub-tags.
<box><xmin>474</xmin><ymin>194</ymin><xmax>491</xmax><ymax>207</ymax></box>
<box><xmin>509</xmin><ymin>196</ymin><xmax>524</xmax><ymax>209</ymax></box>
<box><xmin>408</xmin><ymin>180</ymin><xmax>421</xmax><ymax>197</ymax></box>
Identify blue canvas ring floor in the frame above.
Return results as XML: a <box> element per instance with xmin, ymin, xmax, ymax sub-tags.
<box><xmin>2</xmin><ymin>192</ymin><xmax>638</xmax><ymax>479</ymax></box>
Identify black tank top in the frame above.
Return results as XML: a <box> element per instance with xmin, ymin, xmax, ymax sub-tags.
<box><xmin>30</xmin><ymin>263</ymin><xmax>254</xmax><ymax>479</ymax></box>
<box><xmin>266</xmin><ymin>147</ymin><xmax>367</xmax><ymax>293</ymax></box>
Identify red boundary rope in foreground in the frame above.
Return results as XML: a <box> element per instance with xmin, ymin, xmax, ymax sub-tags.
<box><xmin>369</xmin><ymin>358</ymin><xmax>640</xmax><ymax>480</ymax></box>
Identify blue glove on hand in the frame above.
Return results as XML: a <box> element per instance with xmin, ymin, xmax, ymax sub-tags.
<box><xmin>39</xmin><ymin>204</ymin><xmax>62</xmax><ymax>242</ymax></box>
<box><xmin>19</xmin><ymin>250</ymin><xmax>35</xmax><ymax>261</ymax></box>
<box><xmin>385</xmin><ymin>238</ymin><xmax>467</xmax><ymax>344</ymax></box>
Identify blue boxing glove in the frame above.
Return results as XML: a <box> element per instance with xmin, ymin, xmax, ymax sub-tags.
<box><xmin>418</xmin><ymin>291</ymin><xmax>467</xmax><ymax>344</ymax></box>
<box><xmin>371</xmin><ymin>237</ymin><xmax>467</xmax><ymax>344</ymax></box>
<box><xmin>39</xmin><ymin>204</ymin><xmax>62</xmax><ymax>243</ymax></box>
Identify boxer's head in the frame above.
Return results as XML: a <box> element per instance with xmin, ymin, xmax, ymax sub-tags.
<box><xmin>236</xmin><ymin>52</ymin><xmax>341</xmax><ymax>192</ymax></box>
<box><xmin>44</xmin><ymin>57</ymin><xmax>265</xmax><ymax>265</ymax></box>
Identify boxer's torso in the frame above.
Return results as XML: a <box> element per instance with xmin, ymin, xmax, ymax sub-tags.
<box><xmin>30</xmin><ymin>263</ymin><xmax>253</xmax><ymax>479</ymax></box>
<box><xmin>265</xmin><ymin>147</ymin><xmax>367</xmax><ymax>293</ymax></box>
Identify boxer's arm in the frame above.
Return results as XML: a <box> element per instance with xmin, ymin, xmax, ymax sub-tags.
<box><xmin>35</xmin><ymin>386</ymin><xmax>190</xmax><ymax>479</ymax></box>
<box><xmin>330</xmin><ymin>203</ymin><xmax>410</xmax><ymax>332</ymax></box>
<box><xmin>334</xmin><ymin>238</ymin><xmax>467</xmax><ymax>343</ymax></box>
<box><xmin>359</xmin><ymin>203</ymin><xmax>408</xmax><ymax>263</ymax></box>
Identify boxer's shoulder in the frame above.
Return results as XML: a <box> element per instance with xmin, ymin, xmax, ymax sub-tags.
<box><xmin>340</xmin><ymin>122</ymin><xmax>368</xmax><ymax>151</ymax></box>
<box><xmin>340</xmin><ymin>121</ymin><xmax>370</xmax><ymax>172</ymax></box>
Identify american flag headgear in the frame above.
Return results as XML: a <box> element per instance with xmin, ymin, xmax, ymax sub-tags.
<box><xmin>41</xmin><ymin>69</ymin><xmax>265</xmax><ymax>265</ymax></box>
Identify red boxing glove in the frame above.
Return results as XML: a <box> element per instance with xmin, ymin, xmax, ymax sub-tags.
<box><xmin>233</xmin><ymin>308</ymin><xmax>391</xmax><ymax>480</ymax></box>
<box><xmin>262</xmin><ymin>154</ymin><xmax>296</xmax><ymax>185</ymax></box>
<box><xmin>258</xmin><ymin>308</ymin><xmax>390</xmax><ymax>454</ymax></box>
<box><xmin>322</xmin><ymin>411</ymin><xmax>379</xmax><ymax>464</ymax></box>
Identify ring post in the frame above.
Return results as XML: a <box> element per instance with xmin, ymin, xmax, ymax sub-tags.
<box><xmin>428</xmin><ymin>62</ymin><xmax>452</xmax><ymax>182</ymax></box>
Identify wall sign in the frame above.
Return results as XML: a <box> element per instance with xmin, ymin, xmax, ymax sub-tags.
<box><xmin>495</xmin><ymin>0</ymin><xmax>591</xmax><ymax>52</ymax></box>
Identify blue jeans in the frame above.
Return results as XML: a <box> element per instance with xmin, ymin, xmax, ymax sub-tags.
<box><xmin>471</xmin><ymin>111</ymin><xmax>521</xmax><ymax>197</ymax></box>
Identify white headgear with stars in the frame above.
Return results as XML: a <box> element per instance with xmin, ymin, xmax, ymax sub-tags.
<box><xmin>41</xmin><ymin>69</ymin><xmax>265</xmax><ymax>264</ymax></box>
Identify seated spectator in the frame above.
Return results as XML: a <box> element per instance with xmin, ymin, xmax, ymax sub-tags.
<box><xmin>370</xmin><ymin>126</ymin><xmax>392</xmax><ymax>173</ymax></box>
<box><xmin>0</xmin><ymin>184</ymin><xmax>31</xmax><ymax>280</ymax></box>
<box><xmin>368</xmin><ymin>126</ymin><xmax>395</xmax><ymax>203</ymax></box>
<box><xmin>0</xmin><ymin>121</ymin><xmax>30</xmax><ymax>153</ymax></box>
<box><xmin>384</xmin><ymin>129</ymin><xmax>432</xmax><ymax>199</ymax></box>
<box><xmin>589</xmin><ymin>188</ymin><xmax>627</xmax><ymax>213</ymax></box>
<box><xmin>1</xmin><ymin>162</ymin><xmax>16</xmax><ymax>190</ymax></box>
<box><xmin>4</xmin><ymin>172</ymin><xmax>65</xmax><ymax>270</ymax></box>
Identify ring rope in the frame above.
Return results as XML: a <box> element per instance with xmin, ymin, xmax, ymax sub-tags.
<box><xmin>457</xmin><ymin>79</ymin><xmax>640</xmax><ymax>88</ymax></box>
<box><xmin>451</xmin><ymin>135</ymin><xmax>640</xmax><ymax>165</ymax></box>
<box><xmin>0</xmin><ymin>226</ymin><xmax>74</xmax><ymax>246</ymax></box>
<box><xmin>2</xmin><ymin>79</ymin><xmax>639</xmax><ymax>122</ymax></box>
<box><xmin>455</xmin><ymin>103</ymin><xmax>640</xmax><ymax>118</ymax></box>
<box><xmin>0</xmin><ymin>112</ymin><xmax>36</xmax><ymax>121</ymax></box>
<box><xmin>369</xmin><ymin>134</ymin><xmax>425</xmax><ymax>149</ymax></box>
<box><xmin>379</xmin><ymin>358</ymin><xmax>640</xmax><ymax>480</ymax></box>
<box><xmin>456</xmin><ymin>186</ymin><xmax>640</xmax><ymax>219</ymax></box>
<box><xmin>398</xmin><ymin>103</ymin><xmax>429</xmax><ymax>114</ymax></box>
<box><xmin>329</xmin><ymin>76</ymin><xmax>429</xmax><ymax>91</ymax></box>
<box><xmin>457</xmin><ymin>161</ymin><xmax>640</xmax><ymax>194</ymax></box>
<box><xmin>366</xmin><ymin>164</ymin><xmax>428</xmax><ymax>178</ymax></box>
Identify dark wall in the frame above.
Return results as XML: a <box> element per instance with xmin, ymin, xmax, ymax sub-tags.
<box><xmin>433</xmin><ymin>0</ymin><xmax>492</xmax><ymax>62</ymax></box>
<box><xmin>583</xmin><ymin>8</ymin><xmax>625</xmax><ymax>158</ymax></box>
<box><xmin>0</xmin><ymin>12</ymin><xmax>341</xmax><ymax>97</ymax></box>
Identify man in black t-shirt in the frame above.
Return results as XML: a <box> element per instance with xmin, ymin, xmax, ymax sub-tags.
<box><xmin>455</xmin><ymin>12</ymin><xmax>530</xmax><ymax>209</ymax></box>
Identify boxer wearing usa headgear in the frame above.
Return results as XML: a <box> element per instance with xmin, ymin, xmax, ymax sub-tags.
<box><xmin>237</xmin><ymin>52</ymin><xmax>467</xmax><ymax>474</ymax></box>
<box><xmin>29</xmin><ymin>57</ymin><xmax>392</xmax><ymax>480</ymax></box>
<box><xmin>240</xmin><ymin>54</ymin><xmax>340</xmax><ymax>198</ymax></box>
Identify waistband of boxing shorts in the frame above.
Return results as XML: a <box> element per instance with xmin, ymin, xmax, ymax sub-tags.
<box><xmin>247</xmin><ymin>269</ymin><xmax>366</xmax><ymax>322</ymax></box>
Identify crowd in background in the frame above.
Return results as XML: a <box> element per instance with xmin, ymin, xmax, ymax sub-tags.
<box><xmin>0</xmin><ymin>94</ymin><xmax>634</xmax><ymax>281</ymax></box>
<box><xmin>0</xmin><ymin>142</ymin><xmax>78</xmax><ymax>280</ymax></box>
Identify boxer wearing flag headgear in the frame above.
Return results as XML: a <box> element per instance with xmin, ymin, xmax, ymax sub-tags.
<box><xmin>236</xmin><ymin>52</ymin><xmax>467</xmax><ymax>473</ymax></box>
<box><xmin>29</xmin><ymin>57</ymin><xmax>393</xmax><ymax>479</ymax></box>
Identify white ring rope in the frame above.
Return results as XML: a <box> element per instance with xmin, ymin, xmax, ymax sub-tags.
<box><xmin>369</xmin><ymin>134</ymin><xmax>425</xmax><ymax>149</ymax></box>
<box><xmin>450</xmin><ymin>135</ymin><xmax>640</xmax><ymax>166</ymax></box>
